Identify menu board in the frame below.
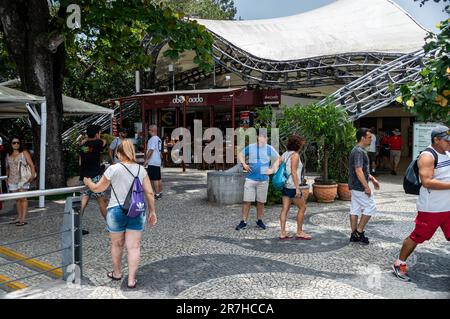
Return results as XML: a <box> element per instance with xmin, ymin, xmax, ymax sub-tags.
<box><xmin>413</xmin><ymin>122</ymin><xmax>440</xmax><ymax>159</ymax></box>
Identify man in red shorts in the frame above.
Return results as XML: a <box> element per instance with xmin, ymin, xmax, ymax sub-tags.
<box><xmin>392</xmin><ymin>125</ymin><xmax>450</xmax><ymax>281</ymax></box>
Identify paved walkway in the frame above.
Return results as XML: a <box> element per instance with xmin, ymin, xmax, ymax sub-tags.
<box><xmin>1</xmin><ymin>168</ymin><xmax>449</xmax><ymax>299</ymax></box>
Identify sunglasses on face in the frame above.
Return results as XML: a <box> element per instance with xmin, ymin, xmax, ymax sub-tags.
<box><xmin>12</xmin><ymin>141</ymin><xmax>20</xmax><ymax>145</ymax></box>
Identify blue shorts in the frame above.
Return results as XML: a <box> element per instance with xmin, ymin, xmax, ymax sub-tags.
<box><xmin>282</xmin><ymin>187</ymin><xmax>303</xmax><ymax>199</ymax></box>
<box><xmin>106</xmin><ymin>206</ymin><xmax>146</xmax><ymax>233</ymax></box>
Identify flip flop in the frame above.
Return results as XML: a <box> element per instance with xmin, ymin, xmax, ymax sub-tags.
<box><xmin>279</xmin><ymin>235</ymin><xmax>293</xmax><ymax>240</ymax></box>
<box><xmin>107</xmin><ymin>271</ymin><xmax>122</xmax><ymax>281</ymax></box>
<box><xmin>295</xmin><ymin>235</ymin><xmax>312</xmax><ymax>240</ymax></box>
<box><xmin>15</xmin><ymin>222</ymin><xmax>28</xmax><ymax>227</ymax></box>
<box><xmin>127</xmin><ymin>279</ymin><xmax>137</xmax><ymax>289</ymax></box>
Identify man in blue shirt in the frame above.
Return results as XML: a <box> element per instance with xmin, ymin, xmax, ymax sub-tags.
<box><xmin>236</xmin><ymin>129</ymin><xmax>280</xmax><ymax>230</ymax></box>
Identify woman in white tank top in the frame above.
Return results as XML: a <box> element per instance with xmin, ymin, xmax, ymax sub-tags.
<box><xmin>277</xmin><ymin>135</ymin><xmax>311</xmax><ymax>240</ymax></box>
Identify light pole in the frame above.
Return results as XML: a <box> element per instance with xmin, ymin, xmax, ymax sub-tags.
<box><xmin>168</xmin><ymin>64</ymin><xmax>175</xmax><ymax>91</ymax></box>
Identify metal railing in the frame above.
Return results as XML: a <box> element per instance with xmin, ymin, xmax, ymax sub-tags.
<box><xmin>0</xmin><ymin>186</ymin><xmax>85</xmax><ymax>292</ymax></box>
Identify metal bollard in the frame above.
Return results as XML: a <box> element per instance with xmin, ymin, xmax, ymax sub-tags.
<box><xmin>62</xmin><ymin>197</ymin><xmax>83</xmax><ymax>282</ymax></box>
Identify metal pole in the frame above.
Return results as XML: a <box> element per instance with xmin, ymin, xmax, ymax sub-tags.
<box><xmin>135</xmin><ymin>70</ymin><xmax>140</xmax><ymax>94</ymax></box>
<box><xmin>232</xmin><ymin>93</ymin><xmax>235</xmax><ymax>131</ymax></box>
<box><xmin>39</xmin><ymin>101</ymin><xmax>47</xmax><ymax>208</ymax></box>
<box><xmin>182</xmin><ymin>97</ymin><xmax>187</xmax><ymax>173</ymax></box>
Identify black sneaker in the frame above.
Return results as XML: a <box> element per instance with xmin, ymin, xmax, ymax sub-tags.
<box><xmin>357</xmin><ymin>231</ymin><xmax>369</xmax><ymax>245</ymax></box>
<box><xmin>392</xmin><ymin>263</ymin><xmax>411</xmax><ymax>282</ymax></box>
<box><xmin>82</xmin><ymin>229</ymin><xmax>89</xmax><ymax>236</ymax></box>
<box><xmin>256</xmin><ymin>219</ymin><xmax>267</xmax><ymax>230</ymax></box>
<box><xmin>235</xmin><ymin>220</ymin><xmax>247</xmax><ymax>231</ymax></box>
<box><xmin>155</xmin><ymin>193</ymin><xmax>162</xmax><ymax>200</ymax></box>
<box><xmin>349</xmin><ymin>231</ymin><xmax>360</xmax><ymax>242</ymax></box>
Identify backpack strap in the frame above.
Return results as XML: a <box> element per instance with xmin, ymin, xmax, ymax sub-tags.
<box><xmin>423</xmin><ymin>147</ymin><xmax>438</xmax><ymax>168</ymax></box>
<box><xmin>111</xmin><ymin>164</ymin><xmax>140</xmax><ymax>209</ymax></box>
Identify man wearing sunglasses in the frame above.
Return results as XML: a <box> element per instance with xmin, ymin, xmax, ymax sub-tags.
<box><xmin>393</xmin><ymin>125</ymin><xmax>450</xmax><ymax>282</ymax></box>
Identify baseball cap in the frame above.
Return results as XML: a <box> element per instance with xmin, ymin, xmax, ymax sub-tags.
<box><xmin>431</xmin><ymin>125</ymin><xmax>450</xmax><ymax>141</ymax></box>
<box><xmin>392</xmin><ymin>128</ymin><xmax>401</xmax><ymax>135</ymax></box>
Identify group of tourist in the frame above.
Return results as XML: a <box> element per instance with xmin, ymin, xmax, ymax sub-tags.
<box><xmin>234</xmin><ymin>125</ymin><xmax>450</xmax><ymax>282</ymax></box>
<box><xmin>3</xmin><ymin>123</ymin><xmax>449</xmax><ymax>286</ymax></box>
<box><xmin>369</xmin><ymin>127</ymin><xmax>404</xmax><ymax>176</ymax></box>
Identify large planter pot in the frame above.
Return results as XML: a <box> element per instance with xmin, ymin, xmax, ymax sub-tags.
<box><xmin>299</xmin><ymin>184</ymin><xmax>310</xmax><ymax>202</ymax></box>
<box><xmin>337</xmin><ymin>183</ymin><xmax>352</xmax><ymax>201</ymax></box>
<box><xmin>207</xmin><ymin>171</ymin><xmax>246</xmax><ymax>205</ymax></box>
<box><xmin>313</xmin><ymin>183</ymin><xmax>338</xmax><ymax>203</ymax></box>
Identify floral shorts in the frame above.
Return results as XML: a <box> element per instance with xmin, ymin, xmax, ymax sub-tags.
<box><xmin>80</xmin><ymin>175</ymin><xmax>106</xmax><ymax>199</ymax></box>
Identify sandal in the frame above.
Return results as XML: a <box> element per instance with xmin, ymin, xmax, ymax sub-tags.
<box><xmin>127</xmin><ymin>279</ymin><xmax>137</xmax><ymax>289</ymax></box>
<box><xmin>107</xmin><ymin>271</ymin><xmax>122</xmax><ymax>281</ymax></box>
<box><xmin>15</xmin><ymin>222</ymin><xmax>28</xmax><ymax>227</ymax></box>
<box><xmin>279</xmin><ymin>234</ymin><xmax>293</xmax><ymax>240</ymax></box>
<box><xmin>9</xmin><ymin>220</ymin><xmax>20</xmax><ymax>225</ymax></box>
<box><xmin>295</xmin><ymin>232</ymin><xmax>312</xmax><ymax>240</ymax></box>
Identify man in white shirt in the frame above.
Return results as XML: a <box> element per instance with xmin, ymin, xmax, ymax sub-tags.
<box><xmin>144</xmin><ymin>125</ymin><xmax>163</xmax><ymax>199</ymax></box>
<box><xmin>368</xmin><ymin>127</ymin><xmax>377</xmax><ymax>175</ymax></box>
<box><xmin>392</xmin><ymin>125</ymin><xmax>450</xmax><ymax>282</ymax></box>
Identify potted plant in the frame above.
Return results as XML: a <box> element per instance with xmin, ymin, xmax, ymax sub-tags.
<box><xmin>328</xmin><ymin>124</ymin><xmax>356</xmax><ymax>201</ymax></box>
<box><xmin>277</xmin><ymin>100</ymin><xmax>355</xmax><ymax>202</ymax></box>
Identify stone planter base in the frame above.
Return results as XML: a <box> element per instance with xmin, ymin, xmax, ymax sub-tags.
<box><xmin>312</xmin><ymin>183</ymin><xmax>338</xmax><ymax>203</ymax></box>
<box><xmin>207</xmin><ymin>172</ymin><xmax>246</xmax><ymax>205</ymax></box>
<box><xmin>338</xmin><ymin>183</ymin><xmax>352</xmax><ymax>201</ymax></box>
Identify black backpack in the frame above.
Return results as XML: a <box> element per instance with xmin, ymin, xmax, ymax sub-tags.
<box><xmin>403</xmin><ymin>147</ymin><xmax>438</xmax><ymax>195</ymax></box>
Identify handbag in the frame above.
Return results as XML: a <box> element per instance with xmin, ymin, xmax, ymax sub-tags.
<box><xmin>18</xmin><ymin>154</ymin><xmax>32</xmax><ymax>185</ymax></box>
<box><xmin>272</xmin><ymin>152</ymin><xmax>293</xmax><ymax>191</ymax></box>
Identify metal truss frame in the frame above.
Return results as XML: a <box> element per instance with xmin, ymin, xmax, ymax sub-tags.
<box><xmin>318</xmin><ymin>49</ymin><xmax>431</xmax><ymax>121</ymax></box>
<box><xmin>157</xmin><ymin>31</ymin><xmax>407</xmax><ymax>90</ymax></box>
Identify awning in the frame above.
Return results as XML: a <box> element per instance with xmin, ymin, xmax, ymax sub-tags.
<box><xmin>0</xmin><ymin>86</ymin><xmax>113</xmax><ymax>119</ymax></box>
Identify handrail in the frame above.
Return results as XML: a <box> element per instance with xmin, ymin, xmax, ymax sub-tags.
<box><xmin>0</xmin><ymin>176</ymin><xmax>6</xmax><ymax>181</ymax></box>
<box><xmin>0</xmin><ymin>186</ymin><xmax>86</xmax><ymax>201</ymax></box>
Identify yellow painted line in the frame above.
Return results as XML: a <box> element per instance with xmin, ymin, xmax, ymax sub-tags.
<box><xmin>0</xmin><ymin>246</ymin><xmax>63</xmax><ymax>278</ymax></box>
<box><xmin>0</xmin><ymin>274</ymin><xmax>28</xmax><ymax>291</ymax></box>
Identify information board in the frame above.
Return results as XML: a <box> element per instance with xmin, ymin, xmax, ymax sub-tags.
<box><xmin>412</xmin><ymin>122</ymin><xmax>440</xmax><ymax>159</ymax></box>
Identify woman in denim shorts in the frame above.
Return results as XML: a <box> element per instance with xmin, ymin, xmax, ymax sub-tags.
<box><xmin>84</xmin><ymin>139</ymin><xmax>157</xmax><ymax>289</ymax></box>
<box><xmin>275</xmin><ymin>135</ymin><xmax>311</xmax><ymax>240</ymax></box>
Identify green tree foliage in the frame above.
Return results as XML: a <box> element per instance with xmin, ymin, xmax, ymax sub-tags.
<box><xmin>0</xmin><ymin>0</ymin><xmax>215</xmax><ymax>187</ymax></box>
<box><xmin>161</xmin><ymin>0</ymin><xmax>236</xmax><ymax>20</ymax></box>
<box><xmin>398</xmin><ymin>18</ymin><xmax>450</xmax><ymax>125</ymax></box>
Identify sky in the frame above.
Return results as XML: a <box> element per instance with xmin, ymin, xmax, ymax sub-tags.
<box><xmin>233</xmin><ymin>0</ymin><xmax>449</xmax><ymax>31</ymax></box>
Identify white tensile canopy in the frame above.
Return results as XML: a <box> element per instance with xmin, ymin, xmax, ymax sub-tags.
<box><xmin>196</xmin><ymin>0</ymin><xmax>428</xmax><ymax>61</ymax></box>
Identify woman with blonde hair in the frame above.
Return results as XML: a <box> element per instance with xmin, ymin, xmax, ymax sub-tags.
<box><xmin>84</xmin><ymin>139</ymin><xmax>157</xmax><ymax>289</ymax></box>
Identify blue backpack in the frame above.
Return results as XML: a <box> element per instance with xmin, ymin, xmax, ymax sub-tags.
<box><xmin>403</xmin><ymin>147</ymin><xmax>438</xmax><ymax>195</ymax></box>
<box><xmin>111</xmin><ymin>164</ymin><xmax>146</xmax><ymax>218</ymax></box>
<box><xmin>272</xmin><ymin>153</ymin><xmax>293</xmax><ymax>191</ymax></box>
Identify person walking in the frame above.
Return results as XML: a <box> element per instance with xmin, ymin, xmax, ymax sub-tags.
<box><xmin>392</xmin><ymin>125</ymin><xmax>450</xmax><ymax>282</ymax></box>
<box><xmin>144</xmin><ymin>125</ymin><xmax>163</xmax><ymax>199</ymax></box>
<box><xmin>348</xmin><ymin>128</ymin><xmax>381</xmax><ymax>245</ymax></box>
<box><xmin>109</xmin><ymin>128</ymin><xmax>128</xmax><ymax>164</ymax></box>
<box><xmin>271</xmin><ymin>134</ymin><xmax>310</xmax><ymax>240</ymax></box>
<box><xmin>378</xmin><ymin>129</ymin><xmax>391</xmax><ymax>171</ymax></box>
<box><xmin>84</xmin><ymin>139</ymin><xmax>157</xmax><ymax>289</ymax></box>
<box><xmin>389</xmin><ymin>128</ymin><xmax>403</xmax><ymax>175</ymax></box>
<box><xmin>79</xmin><ymin>125</ymin><xmax>108</xmax><ymax>235</ymax></box>
<box><xmin>5</xmin><ymin>137</ymin><xmax>36</xmax><ymax>226</ymax></box>
<box><xmin>235</xmin><ymin>129</ymin><xmax>280</xmax><ymax>231</ymax></box>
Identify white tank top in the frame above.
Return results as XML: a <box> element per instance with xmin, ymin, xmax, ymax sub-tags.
<box><xmin>416</xmin><ymin>146</ymin><xmax>450</xmax><ymax>213</ymax></box>
<box><xmin>282</xmin><ymin>151</ymin><xmax>303</xmax><ymax>189</ymax></box>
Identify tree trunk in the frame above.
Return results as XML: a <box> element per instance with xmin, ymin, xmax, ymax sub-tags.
<box><xmin>0</xmin><ymin>0</ymin><xmax>66</xmax><ymax>188</ymax></box>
